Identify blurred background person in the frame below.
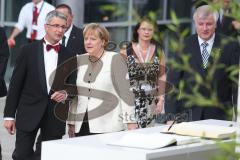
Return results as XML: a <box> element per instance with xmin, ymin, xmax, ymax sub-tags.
<box><xmin>121</xmin><ymin>17</ymin><xmax>166</xmax><ymax>128</ymax></box>
<box><xmin>0</xmin><ymin>26</ymin><xmax>10</xmax><ymax>160</ymax></box>
<box><xmin>215</xmin><ymin>0</ymin><xmax>240</xmax><ymax>37</ymax></box>
<box><xmin>68</xmin><ymin>23</ymin><xmax>137</xmax><ymax>137</ymax></box>
<box><xmin>7</xmin><ymin>0</ymin><xmax>54</xmax><ymax>48</ymax></box>
<box><xmin>165</xmin><ymin>5</ymin><xmax>240</xmax><ymax>123</ymax></box>
<box><xmin>0</xmin><ymin>27</ymin><xmax>10</xmax><ymax>99</ymax></box>
<box><xmin>56</xmin><ymin>4</ymin><xmax>85</xmax><ymax>56</ymax></box>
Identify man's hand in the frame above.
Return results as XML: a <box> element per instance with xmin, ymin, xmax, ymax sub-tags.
<box><xmin>51</xmin><ymin>90</ymin><xmax>67</xmax><ymax>103</ymax></box>
<box><xmin>4</xmin><ymin>120</ymin><xmax>16</xmax><ymax>135</ymax></box>
<box><xmin>7</xmin><ymin>38</ymin><xmax>16</xmax><ymax>48</ymax></box>
<box><xmin>68</xmin><ymin>124</ymin><xmax>75</xmax><ymax>138</ymax></box>
<box><xmin>127</xmin><ymin>123</ymin><xmax>138</xmax><ymax>130</ymax></box>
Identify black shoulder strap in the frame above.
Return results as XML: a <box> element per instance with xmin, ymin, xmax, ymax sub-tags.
<box><xmin>126</xmin><ymin>42</ymin><xmax>133</xmax><ymax>57</ymax></box>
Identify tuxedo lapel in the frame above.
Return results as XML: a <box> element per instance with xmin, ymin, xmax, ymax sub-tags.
<box><xmin>37</xmin><ymin>41</ymin><xmax>48</xmax><ymax>94</ymax></box>
<box><xmin>51</xmin><ymin>46</ymin><xmax>65</xmax><ymax>91</ymax></box>
<box><xmin>57</xmin><ymin>45</ymin><xmax>65</xmax><ymax>65</ymax></box>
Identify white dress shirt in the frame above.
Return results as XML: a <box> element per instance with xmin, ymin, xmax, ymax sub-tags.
<box><xmin>15</xmin><ymin>1</ymin><xmax>55</xmax><ymax>40</ymax></box>
<box><xmin>198</xmin><ymin>33</ymin><xmax>215</xmax><ymax>56</ymax></box>
<box><xmin>43</xmin><ymin>38</ymin><xmax>59</xmax><ymax>93</ymax></box>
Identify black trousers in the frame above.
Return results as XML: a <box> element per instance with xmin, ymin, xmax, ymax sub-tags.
<box><xmin>13</xmin><ymin>102</ymin><xmax>65</xmax><ymax>160</ymax></box>
<box><xmin>75</xmin><ymin>111</ymin><xmax>100</xmax><ymax>137</ymax></box>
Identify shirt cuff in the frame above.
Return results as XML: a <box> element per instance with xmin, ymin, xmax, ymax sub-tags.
<box><xmin>4</xmin><ymin>117</ymin><xmax>15</xmax><ymax>121</ymax></box>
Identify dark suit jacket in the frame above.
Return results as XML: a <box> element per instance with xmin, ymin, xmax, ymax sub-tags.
<box><xmin>66</xmin><ymin>25</ymin><xmax>85</xmax><ymax>56</ymax></box>
<box><xmin>165</xmin><ymin>33</ymin><xmax>240</xmax><ymax>121</ymax></box>
<box><xmin>0</xmin><ymin>27</ymin><xmax>10</xmax><ymax>97</ymax></box>
<box><xmin>4</xmin><ymin>40</ymin><xmax>77</xmax><ymax>135</ymax></box>
<box><xmin>216</xmin><ymin>15</ymin><xmax>239</xmax><ymax>38</ymax></box>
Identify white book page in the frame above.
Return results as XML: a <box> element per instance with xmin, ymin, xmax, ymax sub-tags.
<box><xmin>107</xmin><ymin>132</ymin><xmax>176</xmax><ymax>149</ymax></box>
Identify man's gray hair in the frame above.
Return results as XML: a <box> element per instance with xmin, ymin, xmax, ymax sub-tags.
<box><xmin>45</xmin><ymin>10</ymin><xmax>67</xmax><ymax>24</ymax></box>
<box><xmin>193</xmin><ymin>5</ymin><xmax>219</xmax><ymax>23</ymax></box>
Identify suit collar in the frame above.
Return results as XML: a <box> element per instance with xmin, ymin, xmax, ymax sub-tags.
<box><xmin>66</xmin><ymin>25</ymin><xmax>78</xmax><ymax>48</ymax></box>
<box><xmin>197</xmin><ymin>33</ymin><xmax>215</xmax><ymax>47</ymax></box>
<box><xmin>65</xmin><ymin>24</ymin><xmax>73</xmax><ymax>39</ymax></box>
<box><xmin>190</xmin><ymin>34</ymin><xmax>204</xmax><ymax>68</ymax></box>
<box><xmin>57</xmin><ymin>45</ymin><xmax>65</xmax><ymax>65</ymax></box>
<box><xmin>208</xmin><ymin>34</ymin><xmax>222</xmax><ymax>65</ymax></box>
<box><xmin>50</xmin><ymin>45</ymin><xmax>66</xmax><ymax>91</ymax></box>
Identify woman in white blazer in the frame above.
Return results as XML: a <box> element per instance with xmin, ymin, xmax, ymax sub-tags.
<box><xmin>68</xmin><ymin>23</ymin><xmax>138</xmax><ymax>136</ymax></box>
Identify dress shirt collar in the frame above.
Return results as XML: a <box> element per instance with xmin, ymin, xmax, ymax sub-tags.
<box><xmin>61</xmin><ymin>24</ymin><xmax>73</xmax><ymax>46</ymax></box>
<box><xmin>43</xmin><ymin>37</ymin><xmax>60</xmax><ymax>53</ymax></box>
<box><xmin>43</xmin><ymin>37</ymin><xmax>60</xmax><ymax>46</ymax></box>
<box><xmin>198</xmin><ymin>33</ymin><xmax>215</xmax><ymax>47</ymax></box>
<box><xmin>219</xmin><ymin>9</ymin><xmax>224</xmax><ymax>20</ymax></box>
<box><xmin>33</xmin><ymin>0</ymin><xmax>44</xmax><ymax>10</ymax></box>
<box><xmin>65</xmin><ymin>24</ymin><xmax>73</xmax><ymax>38</ymax></box>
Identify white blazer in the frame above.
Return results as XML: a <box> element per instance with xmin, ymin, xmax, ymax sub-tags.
<box><xmin>68</xmin><ymin>51</ymin><xmax>135</xmax><ymax>133</ymax></box>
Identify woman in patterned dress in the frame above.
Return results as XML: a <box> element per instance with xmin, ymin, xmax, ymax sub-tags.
<box><xmin>122</xmin><ymin>17</ymin><xmax>166</xmax><ymax>128</ymax></box>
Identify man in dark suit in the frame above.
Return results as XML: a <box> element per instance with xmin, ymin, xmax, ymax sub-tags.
<box><xmin>3</xmin><ymin>10</ymin><xmax>77</xmax><ymax>160</ymax></box>
<box><xmin>56</xmin><ymin>4</ymin><xmax>85</xmax><ymax>56</ymax></box>
<box><xmin>165</xmin><ymin>5</ymin><xmax>240</xmax><ymax>123</ymax></box>
<box><xmin>0</xmin><ymin>27</ymin><xmax>10</xmax><ymax>160</ymax></box>
<box><xmin>215</xmin><ymin>0</ymin><xmax>240</xmax><ymax>38</ymax></box>
<box><xmin>215</xmin><ymin>0</ymin><xmax>240</xmax><ymax>113</ymax></box>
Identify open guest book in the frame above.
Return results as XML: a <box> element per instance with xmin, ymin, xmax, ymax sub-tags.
<box><xmin>161</xmin><ymin>122</ymin><xmax>237</xmax><ymax>139</ymax></box>
<box><xmin>107</xmin><ymin>132</ymin><xmax>200</xmax><ymax>149</ymax></box>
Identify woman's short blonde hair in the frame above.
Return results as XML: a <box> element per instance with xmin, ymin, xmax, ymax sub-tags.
<box><xmin>83</xmin><ymin>23</ymin><xmax>109</xmax><ymax>48</ymax></box>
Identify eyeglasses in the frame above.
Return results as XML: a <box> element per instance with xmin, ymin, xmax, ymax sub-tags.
<box><xmin>139</xmin><ymin>27</ymin><xmax>153</xmax><ymax>32</ymax></box>
<box><xmin>46</xmin><ymin>24</ymin><xmax>68</xmax><ymax>30</ymax></box>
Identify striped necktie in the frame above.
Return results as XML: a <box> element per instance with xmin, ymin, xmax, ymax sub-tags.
<box><xmin>201</xmin><ymin>42</ymin><xmax>209</xmax><ymax>69</ymax></box>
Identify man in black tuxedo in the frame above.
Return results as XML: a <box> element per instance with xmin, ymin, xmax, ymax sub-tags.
<box><xmin>34</xmin><ymin>4</ymin><xmax>85</xmax><ymax>151</ymax></box>
<box><xmin>3</xmin><ymin>10</ymin><xmax>77</xmax><ymax>160</ymax></box>
<box><xmin>165</xmin><ymin>5</ymin><xmax>240</xmax><ymax>123</ymax></box>
<box><xmin>0</xmin><ymin>27</ymin><xmax>10</xmax><ymax>160</ymax></box>
<box><xmin>56</xmin><ymin>4</ymin><xmax>85</xmax><ymax>55</ymax></box>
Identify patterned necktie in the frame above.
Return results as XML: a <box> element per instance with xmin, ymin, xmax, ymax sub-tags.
<box><xmin>31</xmin><ymin>6</ymin><xmax>38</xmax><ymax>41</ymax></box>
<box><xmin>201</xmin><ymin>42</ymin><xmax>209</xmax><ymax>69</ymax></box>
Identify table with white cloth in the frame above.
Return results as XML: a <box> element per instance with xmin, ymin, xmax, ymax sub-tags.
<box><xmin>42</xmin><ymin>119</ymin><xmax>237</xmax><ymax>160</ymax></box>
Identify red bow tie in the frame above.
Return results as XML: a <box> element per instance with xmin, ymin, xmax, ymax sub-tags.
<box><xmin>43</xmin><ymin>39</ymin><xmax>60</xmax><ymax>53</ymax></box>
<box><xmin>46</xmin><ymin>44</ymin><xmax>60</xmax><ymax>53</ymax></box>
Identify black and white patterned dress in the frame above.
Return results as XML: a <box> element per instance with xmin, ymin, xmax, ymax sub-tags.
<box><xmin>126</xmin><ymin>43</ymin><xmax>162</xmax><ymax>128</ymax></box>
